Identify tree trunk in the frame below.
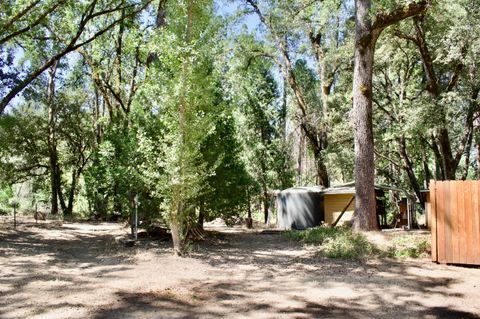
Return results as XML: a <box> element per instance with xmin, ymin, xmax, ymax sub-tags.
<box><xmin>296</xmin><ymin>132</ymin><xmax>304</xmax><ymax>185</ymax></box>
<box><xmin>313</xmin><ymin>146</ymin><xmax>330</xmax><ymax>187</ymax></box>
<box><xmin>169</xmin><ymin>0</ymin><xmax>193</xmax><ymax>256</ymax></box>
<box><xmin>197</xmin><ymin>201</ymin><xmax>204</xmax><ymax>231</ymax></box>
<box><xmin>263</xmin><ymin>191</ymin><xmax>269</xmax><ymax>224</ymax></box>
<box><xmin>170</xmin><ymin>213</ymin><xmax>183</xmax><ymax>256</ymax></box>
<box><xmin>398</xmin><ymin>135</ymin><xmax>425</xmax><ymax>208</ymax></box>
<box><xmin>246</xmin><ymin>0</ymin><xmax>330</xmax><ymax>186</ymax></box>
<box><xmin>352</xmin><ymin>0</ymin><xmax>429</xmax><ymax>230</ymax></box>
<box><xmin>246</xmin><ymin>188</ymin><xmax>253</xmax><ymax>229</ymax></box>
<box><xmin>47</xmin><ymin>61</ymin><xmax>59</xmax><ymax>215</ymax></box>
<box><xmin>352</xmin><ymin>0</ymin><xmax>379</xmax><ymax>231</ymax></box>
<box><xmin>64</xmin><ymin>169</ymin><xmax>79</xmax><ymax>217</ymax></box>
<box><xmin>57</xmin><ymin>170</ymin><xmax>67</xmax><ymax>214</ymax></box>
<box><xmin>48</xmin><ymin>157</ymin><xmax>59</xmax><ymax>215</ymax></box>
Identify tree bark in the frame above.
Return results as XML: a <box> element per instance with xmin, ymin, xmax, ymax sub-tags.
<box><xmin>263</xmin><ymin>191</ymin><xmax>269</xmax><ymax>224</ymax></box>
<box><xmin>170</xmin><ymin>214</ymin><xmax>183</xmax><ymax>256</ymax></box>
<box><xmin>47</xmin><ymin>61</ymin><xmax>60</xmax><ymax>215</ymax></box>
<box><xmin>398</xmin><ymin>135</ymin><xmax>425</xmax><ymax>208</ymax></box>
<box><xmin>246</xmin><ymin>189</ymin><xmax>253</xmax><ymax>229</ymax></box>
<box><xmin>352</xmin><ymin>0</ymin><xmax>429</xmax><ymax>230</ymax></box>
<box><xmin>197</xmin><ymin>201</ymin><xmax>204</xmax><ymax>231</ymax></box>
<box><xmin>352</xmin><ymin>0</ymin><xmax>378</xmax><ymax>230</ymax></box>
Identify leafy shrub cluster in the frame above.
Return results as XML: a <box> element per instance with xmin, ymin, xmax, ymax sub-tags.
<box><xmin>285</xmin><ymin>226</ymin><xmax>377</xmax><ymax>259</ymax></box>
<box><xmin>285</xmin><ymin>226</ymin><xmax>430</xmax><ymax>260</ymax></box>
<box><xmin>385</xmin><ymin>235</ymin><xmax>430</xmax><ymax>259</ymax></box>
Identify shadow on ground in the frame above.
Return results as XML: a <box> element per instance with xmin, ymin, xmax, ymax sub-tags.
<box><xmin>0</xmin><ymin>221</ymin><xmax>170</xmax><ymax>318</ymax></box>
<box><xmin>92</xmin><ymin>230</ymin><xmax>480</xmax><ymax>319</ymax></box>
<box><xmin>1</xmin><ymin>222</ymin><xmax>479</xmax><ymax>319</ymax></box>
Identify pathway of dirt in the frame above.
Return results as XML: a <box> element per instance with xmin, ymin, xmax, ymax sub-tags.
<box><xmin>0</xmin><ymin>219</ymin><xmax>479</xmax><ymax>318</ymax></box>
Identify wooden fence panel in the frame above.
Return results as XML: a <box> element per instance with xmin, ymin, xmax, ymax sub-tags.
<box><xmin>430</xmin><ymin>180</ymin><xmax>437</xmax><ymax>262</ymax></box>
<box><xmin>474</xmin><ymin>182</ymin><xmax>480</xmax><ymax>265</ymax></box>
<box><xmin>430</xmin><ymin>180</ymin><xmax>480</xmax><ymax>265</ymax></box>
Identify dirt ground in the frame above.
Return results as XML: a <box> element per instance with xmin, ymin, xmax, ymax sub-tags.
<box><xmin>0</xmin><ymin>217</ymin><xmax>479</xmax><ymax>319</ymax></box>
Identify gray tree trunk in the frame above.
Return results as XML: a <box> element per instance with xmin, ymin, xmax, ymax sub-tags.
<box><xmin>352</xmin><ymin>0</ymin><xmax>379</xmax><ymax>231</ymax></box>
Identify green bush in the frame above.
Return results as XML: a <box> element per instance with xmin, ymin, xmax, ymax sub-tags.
<box><xmin>385</xmin><ymin>235</ymin><xmax>430</xmax><ymax>259</ymax></box>
<box><xmin>0</xmin><ymin>185</ymin><xmax>13</xmax><ymax>213</ymax></box>
<box><xmin>285</xmin><ymin>226</ymin><xmax>430</xmax><ymax>260</ymax></box>
<box><xmin>285</xmin><ymin>226</ymin><xmax>377</xmax><ymax>259</ymax></box>
<box><xmin>285</xmin><ymin>226</ymin><xmax>339</xmax><ymax>244</ymax></box>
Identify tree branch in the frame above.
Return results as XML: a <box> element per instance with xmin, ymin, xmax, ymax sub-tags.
<box><xmin>0</xmin><ymin>0</ymin><xmax>152</xmax><ymax>114</ymax></box>
<box><xmin>373</xmin><ymin>0</ymin><xmax>431</xmax><ymax>31</ymax></box>
<box><xmin>0</xmin><ymin>0</ymin><xmax>67</xmax><ymax>46</ymax></box>
<box><xmin>374</xmin><ymin>148</ymin><xmax>402</xmax><ymax>168</ymax></box>
<box><xmin>0</xmin><ymin>0</ymin><xmax>41</xmax><ymax>33</ymax></box>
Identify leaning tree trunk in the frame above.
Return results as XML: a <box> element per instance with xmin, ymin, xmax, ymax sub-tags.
<box><xmin>352</xmin><ymin>0</ymin><xmax>378</xmax><ymax>230</ymax></box>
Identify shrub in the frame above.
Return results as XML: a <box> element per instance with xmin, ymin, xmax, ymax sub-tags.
<box><xmin>285</xmin><ymin>226</ymin><xmax>430</xmax><ymax>260</ymax></box>
<box><xmin>285</xmin><ymin>226</ymin><xmax>377</xmax><ymax>259</ymax></box>
<box><xmin>385</xmin><ymin>235</ymin><xmax>430</xmax><ymax>259</ymax></box>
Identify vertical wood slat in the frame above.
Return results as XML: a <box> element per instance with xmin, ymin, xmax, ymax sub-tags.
<box><xmin>446</xmin><ymin>181</ymin><xmax>454</xmax><ymax>263</ymax></box>
<box><xmin>437</xmin><ymin>181</ymin><xmax>446</xmax><ymax>263</ymax></box>
<box><xmin>475</xmin><ymin>182</ymin><xmax>480</xmax><ymax>265</ymax></box>
<box><xmin>465</xmin><ymin>181</ymin><xmax>473</xmax><ymax>264</ymax></box>
<box><xmin>430</xmin><ymin>180</ymin><xmax>437</xmax><ymax>262</ymax></box>
<box><xmin>458</xmin><ymin>181</ymin><xmax>472</xmax><ymax>264</ymax></box>
<box><xmin>455</xmin><ymin>181</ymin><xmax>462</xmax><ymax>263</ymax></box>
<box><xmin>474</xmin><ymin>180</ymin><xmax>478</xmax><ymax>264</ymax></box>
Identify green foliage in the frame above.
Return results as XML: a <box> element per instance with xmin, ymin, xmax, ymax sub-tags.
<box><xmin>0</xmin><ymin>184</ymin><xmax>13</xmax><ymax>215</ymax></box>
<box><xmin>286</xmin><ymin>227</ymin><xmax>430</xmax><ymax>260</ymax></box>
<box><xmin>285</xmin><ymin>226</ymin><xmax>377</xmax><ymax>259</ymax></box>
<box><xmin>385</xmin><ymin>235</ymin><xmax>431</xmax><ymax>259</ymax></box>
<box><xmin>0</xmin><ymin>0</ymin><xmax>478</xmax><ymax>253</ymax></box>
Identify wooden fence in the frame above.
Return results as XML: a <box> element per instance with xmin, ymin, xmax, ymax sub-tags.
<box><xmin>430</xmin><ymin>180</ymin><xmax>480</xmax><ymax>265</ymax></box>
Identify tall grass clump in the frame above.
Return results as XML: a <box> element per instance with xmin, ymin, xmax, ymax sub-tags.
<box><xmin>385</xmin><ymin>235</ymin><xmax>430</xmax><ymax>259</ymax></box>
<box><xmin>285</xmin><ymin>226</ymin><xmax>377</xmax><ymax>259</ymax></box>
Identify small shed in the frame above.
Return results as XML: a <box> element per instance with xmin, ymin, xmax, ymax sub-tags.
<box><xmin>323</xmin><ymin>183</ymin><xmax>415</xmax><ymax>228</ymax></box>
<box><xmin>322</xmin><ymin>187</ymin><xmax>356</xmax><ymax>226</ymax></box>
<box><xmin>275</xmin><ymin>182</ymin><xmax>411</xmax><ymax>230</ymax></box>
<box><xmin>276</xmin><ymin>186</ymin><xmax>324</xmax><ymax>230</ymax></box>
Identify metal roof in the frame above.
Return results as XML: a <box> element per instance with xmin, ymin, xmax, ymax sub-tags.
<box><xmin>322</xmin><ymin>186</ymin><xmax>355</xmax><ymax>195</ymax></box>
<box><xmin>279</xmin><ymin>186</ymin><xmax>325</xmax><ymax>194</ymax></box>
<box><xmin>277</xmin><ymin>182</ymin><xmax>411</xmax><ymax>197</ymax></box>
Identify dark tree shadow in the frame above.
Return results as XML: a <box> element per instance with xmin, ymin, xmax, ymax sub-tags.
<box><xmin>1</xmin><ymin>223</ymin><xmax>479</xmax><ymax>319</ymax></box>
<box><xmin>91</xmin><ymin>230</ymin><xmax>480</xmax><ymax>319</ymax></box>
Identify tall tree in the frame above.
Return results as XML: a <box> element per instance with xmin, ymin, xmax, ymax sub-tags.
<box><xmin>0</xmin><ymin>0</ymin><xmax>152</xmax><ymax>113</ymax></box>
<box><xmin>352</xmin><ymin>0</ymin><xmax>430</xmax><ymax>230</ymax></box>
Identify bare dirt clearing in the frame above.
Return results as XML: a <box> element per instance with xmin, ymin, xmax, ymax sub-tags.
<box><xmin>0</xmin><ymin>218</ymin><xmax>479</xmax><ymax>319</ymax></box>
